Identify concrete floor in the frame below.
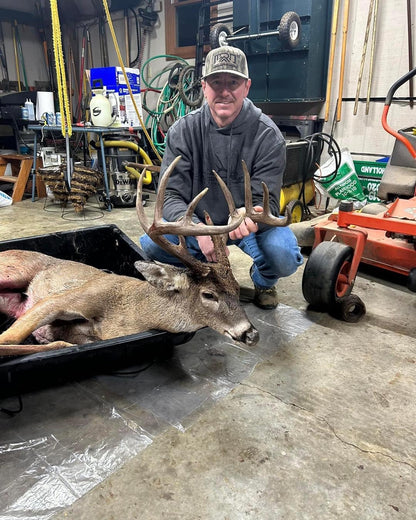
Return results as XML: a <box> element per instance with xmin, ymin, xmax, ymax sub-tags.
<box><xmin>0</xmin><ymin>194</ymin><xmax>415</xmax><ymax>520</ymax></box>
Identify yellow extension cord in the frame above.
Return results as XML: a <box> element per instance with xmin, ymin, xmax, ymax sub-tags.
<box><xmin>50</xmin><ymin>0</ymin><xmax>72</xmax><ymax>137</ymax></box>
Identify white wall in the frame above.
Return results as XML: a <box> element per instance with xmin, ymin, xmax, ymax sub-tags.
<box><xmin>1</xmin><ymin>0</ymin><xmax>414</xmax><ymax>162</ymax></box>
<box><xmin>320</xmin><ymin>0</ymin><xmax>415</xmax><ymax>160</ymax></box>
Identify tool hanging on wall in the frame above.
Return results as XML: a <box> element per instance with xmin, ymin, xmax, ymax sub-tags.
<box><xmin>128</xmin><ymin>7</ymin><xmax>142</xmax><ymax>68</ymax></box>
<box><xmin>86</xmin><ymin>26</ymin><xmax>93</xmax><ymax>69</ymax></box>
<box><xmin>76</xmin><ymin>26</ymin><xmax>87</xmax><ymax>122</ymax></box>
<box><xmin>99</xmin><ymin>16</ymin><xmax>109</xmax><ymax>67</ymax></box>
<box><xmin>407</xmin><ymin>0</ymin><xmax>414</xmax><ymax>108</ymax></box>
<box><xmin>11</xmin><ymin>21</ymin><xmax>21</xmax><ymax>91</ymax></box>
<box><xmin>14</xmin><ymin>20</ymin><xmax>28</xmax><ymax>91</ymax></box>
<box><xmin>324</xmin><ymin>0</ymin><xmax>340</xmax><ymax>122</ymax></box>
<box><xmin>67</xmin><ymin>44</ymin><xmax>77</xmax><ymax>119</ymax></box>
<box><xmin>365</xmin><ymin>0</ymin><xmax>378</xmax><ymax>115</ymax></box>
<box><xmin>35</xmin><ymin>1</ymin><xmax>55</xmax><ymax>92</ymax></box>
<box><xmin>0</xmin><ymin>22</ymin><xmax>9</xmax><ymax>87</ymax></box>
<box><xmin>336</xmin><ymin>0</ymin><xmax>350</xmax><ymax>122</ymax></box>
<box><xmin>124</xmin><ymin>9</ymin><xmax>130</xmax><ymax>66</ymax></box>
<box><xmin>353</xmin><ymin>0</ymin><xmax>379</xmax><ymax>115</ymax></box>
<box><xmin>353</xmin><ymin>0</ymin><xmax>374</xmax><ymax>115</ymax></box>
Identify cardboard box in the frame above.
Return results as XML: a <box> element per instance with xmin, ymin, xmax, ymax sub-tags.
<box><xmin>90</xmin><ymin>66</ymin><xmax>140</xmax><ymax>94</ymax></box>
<box><xmin>90</xmin><ymin>67</ymin><xmax>143</xmax><ymax>127</ymax></box>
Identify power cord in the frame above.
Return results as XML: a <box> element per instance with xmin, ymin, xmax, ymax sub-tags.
<box><xmin>289</xmin><ymin>132</ymin><xmax>342</xmax><ymax>217</ymax></box>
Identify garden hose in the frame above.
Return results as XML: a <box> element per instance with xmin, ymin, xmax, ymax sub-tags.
<box><xmin>141</xmin><ymin>55</ymin><xmax>197</xmax><ymax>156</ymax></box>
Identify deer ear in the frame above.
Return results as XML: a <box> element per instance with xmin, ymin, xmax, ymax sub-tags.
<box><xmin>134</xmin><ymin>261</ymin><xmax>190</xmax><ymax>292</ymax></box>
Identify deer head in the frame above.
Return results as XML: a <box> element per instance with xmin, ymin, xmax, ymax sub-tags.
<box><xmin>135</xmin><ymin>156</ymin><xmax>291</xmax><ymax>347</ymax></box>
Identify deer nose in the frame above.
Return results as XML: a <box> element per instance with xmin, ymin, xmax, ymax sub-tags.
<box><xmin>243</xmin><ymin>326</ymin><xmax>259</xmax><ymax>346</ymax></box>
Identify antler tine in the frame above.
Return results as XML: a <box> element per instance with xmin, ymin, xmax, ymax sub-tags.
<box><xmin>211</xmin><ymin>170</ymin><xmax>237</xmax><ymax>216</ymax></box>
<box><xmin>143</xmin><ymin>157</ymin><xmax>244</xmax><ymax>237</ymax></box>
<box><xmin>241</xmin><ymin>160</ymin><xmax>291</xmax><ymax>227</ymax></box>
<box><xmin>136</xmin><ymin>166</ymin><xmax>150</xmax><ymax>231</ymax></box>
<box><xmin>183</xmin><ymin>188</ymin><xmax>209</xmax><ymax>224</ymax></box>
<box><xmin>242</xmin><ymin>160</ymin><xmax>253</xmax><ymax>214</ymax></box>
<box><xmin>154</xmin><ymin>155</ymin><xmax>183</xmax><ymax>223</ymax></box>
<box><xmin>136</xmin><ymin>155</ymin><xmax>244</xmax><ymax>272</ymax></box>
<box><xmin>137</xmin><ymin>171</ymin><xmax>209</xmax><ymax>272</ymax></box>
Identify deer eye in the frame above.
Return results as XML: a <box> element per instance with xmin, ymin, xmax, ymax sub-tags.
<box><xmin>201</xmin><ymin>291</ymin><xmax>218</xmax><ymax>302</ymax></box>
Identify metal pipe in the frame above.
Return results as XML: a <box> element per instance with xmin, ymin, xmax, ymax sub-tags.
<box><xmin>407</xmin><ymin>0</ymin><xmax>414</xmax><ymax>108</ymax></box>
<box><xmin>365</xmin><ymin>0</ymin><xmax>378</xmax><ymax>115</ymax></box>
<box><xmin>353</xmin><ymin>0</ymin><xmax>374</xmax><ymax>115</ymax></box>
<box><xmin>226</xmin><ymin>30</ymin><xmax>281</xmax><ymax>42</ymax></box>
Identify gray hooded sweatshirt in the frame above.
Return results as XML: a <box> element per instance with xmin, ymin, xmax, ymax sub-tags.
<box><xmin>161</xmin><ymin>98</ymin><xmax>286</xmax><ymax>227</ymax></box>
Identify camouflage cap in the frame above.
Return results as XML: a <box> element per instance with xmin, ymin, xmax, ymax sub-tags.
<box><xmin>202</xmin><ymin>46</ymin><xmax>249</xmax><ymax>80</ymax></box>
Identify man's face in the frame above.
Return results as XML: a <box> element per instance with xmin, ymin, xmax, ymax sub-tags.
<box><xmin>202</xmin><ymin>73</ymin><xmax>251</xmax><ymax>128</ymax></box>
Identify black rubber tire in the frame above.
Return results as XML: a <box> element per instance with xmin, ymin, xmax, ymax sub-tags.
<box><xmin>279</xmin><ymin>11</ymin><xmax>301</xmax><ymax>49</ymax></box>
<box><xmin>209</xmin><ymin>23</ymin><xmax>231</xmax><ymax>48</ymax></box>
<box><xmin>286</xmin><ymin>199</ymin><xmax>304</xmax><ymax>223</ymax></box>
<box><xmin>178</xmin><ymin>65</ymin><xmax>204</xmax><ymax>107</ymax></box>
<box><xmin>168</xmin><ymin>62</ymin><xmax>184</xmax><ymax>89</ymax></box>
<box><xmin>407</xmin><ymin>268</ymin><xmax>416</xmax><ymax>292</ymax></box>
<box><xmin>332</xmin><ymin>294</ymin><xmax>366</xmax><ymax>323</ymax></box>
<box><xmin>302</xmin><ymin>241</ymin><xmax>354</xmax><ymax>307</ymax></box>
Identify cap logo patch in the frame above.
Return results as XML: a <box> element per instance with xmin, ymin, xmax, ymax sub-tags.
<box><xmin>214</xmin><ymin>52</ymin><xmax>237</xmax><ymax>66</ymax></box>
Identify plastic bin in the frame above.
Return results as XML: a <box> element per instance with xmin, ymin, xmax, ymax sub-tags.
<box><xmin>0</xmin><ymin>225</ymin><xmax>193</xmax><ymax>397</ymax></box>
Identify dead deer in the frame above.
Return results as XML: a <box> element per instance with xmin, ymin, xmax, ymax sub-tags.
<box><xmin>0</xmin><ymin>156</ymin><xmax>290</xmax><ymax>356</ymax></box>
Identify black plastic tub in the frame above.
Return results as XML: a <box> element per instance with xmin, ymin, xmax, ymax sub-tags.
<box><xmin>0</xmin><ymin>225</ymin><xmax>193</xmax><ymax>397</ymax></box>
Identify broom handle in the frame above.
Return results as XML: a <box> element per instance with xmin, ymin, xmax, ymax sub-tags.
<box><xmin>407</xmin><ymin>0</ymin><xmax>414</xmax><ymax>108</ymax></box>
<box><xmin>336</xmin><ymin>0</ymin><xmax>350</xmax><ymax>122</ymax></box>
<box><xmin>366</xmin><ymin>0</ymin><xmax>379</xmax><ymax>115</ymax></box>
<box><xmin>324</xmin><ymin>0</ymin><xmax>340</xmax><ymax>122</ymax></box>
<box><xmin>353</xmin><ymin>0</ymin><xmax>374</xmax><ymax>115</ymax></box>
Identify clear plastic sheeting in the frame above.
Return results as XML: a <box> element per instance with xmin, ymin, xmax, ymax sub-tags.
<box><xmin>0</xmin><ymin>304</ymin><xmax>312</xmax><ymax>520</ymax></box>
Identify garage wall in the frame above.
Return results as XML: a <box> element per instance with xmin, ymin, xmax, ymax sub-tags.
<box><xmin>320</xmin><ymin>0</ymin><xmax>415</xmax><ymax>160</ymax></box>
<box><xmin>0</xmin><ymin>0</ymin><xmax>414</xmax><ymax>161</ymax></box>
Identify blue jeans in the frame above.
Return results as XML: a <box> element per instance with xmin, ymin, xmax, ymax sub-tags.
<box><xmin>139</xmin><ymin>226</ymin><xmax>303</xmax><ymax>289</ymax></box>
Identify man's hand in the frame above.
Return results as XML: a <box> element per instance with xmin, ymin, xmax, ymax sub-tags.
<box><xmin>228</xmin><ymin>206</ymin><xmax>262</xmax><ymax>241</ymax></box>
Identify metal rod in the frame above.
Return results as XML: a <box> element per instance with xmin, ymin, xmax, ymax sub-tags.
<box><xmin>407</xmin><ymin>0</ymin><xmax>414</xmax><ymax>108</ymax></box>
<box><xmin>353</xmin><ymin>0</ymin><xmax>374</xmax><ymax>115</ymax></box>
<box><xmin>226</xmin><ymin>29</ymin><xmax>281</xmax><ymax>42</ymax></box>
<box><xmin>365</xmin><ymin>0</ymin><xmax>379</xmax><ymax>115</ymax></box>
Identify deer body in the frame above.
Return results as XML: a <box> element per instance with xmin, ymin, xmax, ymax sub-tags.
<box><xmin>0</xmin><ymin>249</ymin><xmax>258</xmax><ymax>355</ymax></box>
<box><xmin>0</xmin><ymin>156</ymin><xmax>289</xmax><ymax>356</ymax></box>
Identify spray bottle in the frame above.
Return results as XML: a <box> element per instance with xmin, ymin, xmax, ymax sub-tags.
<box><xmin>25</xmin><ymin>98</ymin><xmax>35</xmax><ymax>120</ymax></box>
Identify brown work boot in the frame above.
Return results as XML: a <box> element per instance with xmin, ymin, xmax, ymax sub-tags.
<box><xmin>253</xmin><ymin>285</ymin><xmax>278</xmax><ymax>310</ymax></box>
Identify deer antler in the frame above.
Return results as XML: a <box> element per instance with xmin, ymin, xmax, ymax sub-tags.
<box><xmin>136</xmin><ymin>156</ymin><xmax>244</xmax><ymax>271</ymax></box>
<box><xmin>241</xmin><ymin>160</ymin><xmax>291</xmax><ymax>227</ymax></box>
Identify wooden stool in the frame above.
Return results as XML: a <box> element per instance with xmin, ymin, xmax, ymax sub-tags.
<box><xmin>0</xmin><ymin>154</ymin><xmax>46</xmax><ymax>203</ymax></box>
